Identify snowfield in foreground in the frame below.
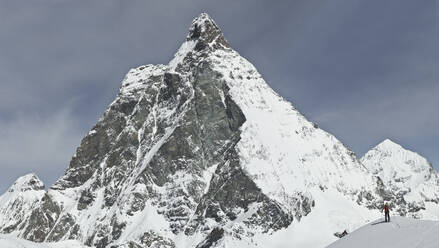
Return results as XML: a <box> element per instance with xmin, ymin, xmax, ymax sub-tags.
<box><xmin>0</xmin><ymin>234</ymin><xmax>87</xmax><ymax>248</ymax></box>
<box><xmin>327</xmin><ymin>216</ymin><xmax>439</xmax><ymax>248</ymax></box>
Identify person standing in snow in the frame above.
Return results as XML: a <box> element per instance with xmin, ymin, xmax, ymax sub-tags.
<box><xmin>384</xmin><ymin>203</ymin><xmax>390</xmax><ymax>222</ymax></box>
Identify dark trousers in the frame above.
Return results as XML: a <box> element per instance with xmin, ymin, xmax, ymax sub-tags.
<box><xmin>385</xmin><ymin>211</ymin><xmax>390</xmax><ymax>222</ymax></box>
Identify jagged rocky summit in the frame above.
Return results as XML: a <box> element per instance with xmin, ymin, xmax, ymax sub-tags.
<box><xmin>1</xmin><ymin>13</ymin><xmax>438</xmax><ymax>248</ymax></box>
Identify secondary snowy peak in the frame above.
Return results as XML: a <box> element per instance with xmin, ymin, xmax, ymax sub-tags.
<box><xmin>362</xmin><ymin>139</ymin><xmax>436</xmax><ymax>179</ymax></box>
<box><xmin>375</xmin><ymin>138</ymin><xmax>403</xmax><ymax>150</ymax></box>
<box><xmin>7</xmin><ymin>173</ymin><xmax>44</xmax><ymax>193</ymax></box>
<box><xmin>361</xmin><ymin>139</ymin><xmax>439</xmax><ymax>218</ymax></box>
<box><xmin>0</xmin><ymin>174</ymin><xmax>47</xmax><ymax>239</ymax></box>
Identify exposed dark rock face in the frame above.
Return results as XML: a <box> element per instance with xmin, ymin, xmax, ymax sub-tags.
<box><xmin>187</xmin><ymin>13</ymin><xmax>230</xmax><ymax>51</ymax></box>
<box><xmin>186</xmin><ymin>148</ymin><xmax>293</xmax><ymax>236</ymax></box>
<box><xmin>196</xmin><ymin>228</ymin><xmax>224</xmax><ymax>248</ymax></box>
<box><xmin>22</xmin><ymin>193</ymin><xmax>61</xmax><ymax>242</ymax></box>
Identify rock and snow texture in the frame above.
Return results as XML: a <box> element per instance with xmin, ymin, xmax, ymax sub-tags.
<box><xmin>0</xmin><ymin>13</ymin><xmax>438</xmax><ymax>248</ymax></box>
<box><xmin>0</xmin><ymin>234</ymin><xmax>86</xmax><ymax>248</ymax></box>
<box><xmin>0</xmin><ymin>174</ymin><xmax>47</xmax><ymax>239</ymax></box>
<box><xmin>361</xmin><ymin>139</ymin><xmax>439</xmax><ymax>218</ymax></box>
<box><xmin>327</xmin><ymin>216</ymin><xmax>439</xmax><ymax>248</ymax></box>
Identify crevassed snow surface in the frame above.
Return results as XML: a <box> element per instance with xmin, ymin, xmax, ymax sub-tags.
<box><xmin>327</xmin><ymin>216</ymin><xmax>439</xmax><ymax>248</ymax></box>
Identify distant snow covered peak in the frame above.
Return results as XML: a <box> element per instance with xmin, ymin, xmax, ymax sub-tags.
<box><xmin>375</xmin><ymin>138</ymin><xmax>403</xmax><ymax>150</ymax></box>
<box><xmin>0</xmin><ymin>174</ymin><xmax>46</xmax><ymax>239</ymax></box>
<box><xmin>7</xmin><ymin>173</ymin><xmax>44</xmax><ymax>193</ymax></box>
<box><xmin>361</xmin><ymin>139</ymin><xmax>439</xmax><ymax>218</ymax></box>
<box><xmin>362</xmin><ymin>139</ymin><xmax>434</xmax><ymax>175</ymax></box>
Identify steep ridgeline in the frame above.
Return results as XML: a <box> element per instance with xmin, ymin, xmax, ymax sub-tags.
<box><xmin>361</xmin><ymin>139</ymin><xmax>439</xmax><ymax>219</ymax></box>
<box><xmin>0</xmin><ymin>13</ymin><xmax>435</xmax><ymax>248</ymax></box>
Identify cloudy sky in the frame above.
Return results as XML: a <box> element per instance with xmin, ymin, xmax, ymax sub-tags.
<box><xmin>0</xmin><ymin>0</ymin><xmax>438</xmax><ymax>193</ymax></box>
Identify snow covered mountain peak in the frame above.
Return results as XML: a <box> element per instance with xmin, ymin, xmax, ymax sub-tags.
<box><xmin>1</xmin><ymin>13</ymin><xmax>439</xmax><ymax>248</ymax></box>
<box><xmin>7</xmin><ymin>173</ymin><xmax>44</xmax><ymax>193</ymax></box>
<box><xmin>362</xmin><ymin>139</ymin><xmax>435</xmax><ymax>175</ymax></box>
<box><xmin>375</xmin><ymin>138</ymin><xmax>403</xmax><ymax>150</ymax></box>
<box><xmin>361</xmin><ymin>140</ymin><xmax>439</xmax><ymax>218</ymax></box>
<box><xmin>0</xmin><ymin>173</ymin><xmax>46</xmax><ymax>240</ymax></box>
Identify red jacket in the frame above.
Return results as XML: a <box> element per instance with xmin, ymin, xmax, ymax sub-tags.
<box><xmin>385</xmin><ymin>205</ymin><xmax>389</xmax><ymax>212</ymax></box>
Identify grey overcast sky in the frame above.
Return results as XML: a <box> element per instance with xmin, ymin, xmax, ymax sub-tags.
<box><xmin>0</xmin><ymin>0</ymin><xmax>438</xmax><ymax>193</ymax></box>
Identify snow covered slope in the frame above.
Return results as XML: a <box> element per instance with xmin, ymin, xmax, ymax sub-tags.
<box><xmin>1</xmin><ymin>13</ymin><xmax>438</xmax><ymax>248</ymax></box>
<box><xmin>361</xmin><ymin>139</ymin><xmax>439</xmax><ymax>218</ymax></box>
<box><xmin>0</xmin><ymin>234</ymin><xmax>86</xmax><ymax>248</ymax></box>
<box><xmin>0</xmin><ymin>174</ymin><xmax>46</xmax><ymax>238</ymax></box>
<box><xmin>327</xmin><ymin>216</ymin><xmax>439</xmax><ymax>248</ymax></box>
